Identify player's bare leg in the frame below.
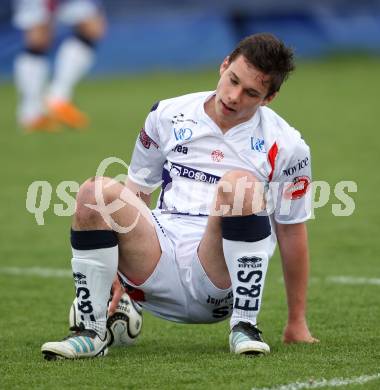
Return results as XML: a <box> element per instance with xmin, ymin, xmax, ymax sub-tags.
<box><xmin>42</xmin><ymin>176</ymin><xmax>161</xmax><ymax>360</ymax></box>
<box><xmin>72</xmin><ymin>176</ymin><xmax>161</xmax><ymax>283</ymax></box>
<box><xmin>199</xmin><ymin>170</ymin><xmax>271</xmax><ymax>355</ymax></box>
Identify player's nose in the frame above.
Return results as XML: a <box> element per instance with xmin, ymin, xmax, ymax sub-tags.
<box><xmin>227</xmin><ymin>87</ymin><xmax>242</xmax><ymax>105</ymax></box>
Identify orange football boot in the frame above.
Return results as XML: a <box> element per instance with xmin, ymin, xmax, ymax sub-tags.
<box><xmin>22</xmin><ymin>115</ymin><xmax>60</xmax><ymax>133</ymax></box>
<box><xmin>48</xmin><ymin>100</ymin><xmax>89</xmax><ymax>129</ymax></box>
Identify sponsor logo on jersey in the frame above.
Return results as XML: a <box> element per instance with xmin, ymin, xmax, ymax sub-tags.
<box><xmin>169</xmin><ymin>162</ymin><xmax>220</xmax><ymax>184</ymax></box>
<box><xmin>211</xmin><ymin>149</ymin><xmax>224</xmax><ymax>162</ymax></box>
<box><xmin>237</xmin><ymin>256</ymin><xmax>262</xmax><ymax>268</ymax></box>
<box><xmin>284</xmin><ymin>176</ymin><xmax>311</xmax><ymax>200</ymax></box>
<box><xmin>282</xmin><ymin>157</ymin><xmax>309</xmax><ymax>176</ymax></box>
<box><xmin>173</xmin><ymin>127</ymin><xmax>193</xmax><ymax>141</ymax></box>
<box><xmin>251</xmin><ymin>137</ymin><xmax>266</xmax><ymax>153</ymax></box>
<box><xmin>171</xmin><ymin>113</ymin><xmax>198</xmax><ymax>125</ymax></box>
<box><xmin>172</xmin><ymin>144</ymin><xmax>189</xmax><ymax>154</ymax></box>
<box><xmin>139</xmin><ymin>128</ymin><xmax>159</xmax><ymax>149</ymax></box>
<box><xmin>169</xmin><ymin>164</ymin><xmax>182</xmax><ymax>176</ymax></box>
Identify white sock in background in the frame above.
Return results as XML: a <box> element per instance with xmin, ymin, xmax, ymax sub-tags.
<box><xmin>14</xmin><ymin>52</ymin><xmax>49</xmax><ymax>124</ymax></box>
<box><xmin>48</xmin><ymin>37</ymin><xmax>95</xmax><ymax>102</ymax></box>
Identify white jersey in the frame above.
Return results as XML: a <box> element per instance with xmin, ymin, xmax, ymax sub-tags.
<box><xmin>122</xmin><ymin>91</ymin><xmax>312</xmax><ymax>323</ymax></box>
<box><xmin>128</xmin><ymin>91</ymin><xmax>312</xmax><ymax>228</ymax></box>
<box><xmin>123</xmin><ymin>92</ymin><xmax>312</xmax><ymax>321</ymax></box>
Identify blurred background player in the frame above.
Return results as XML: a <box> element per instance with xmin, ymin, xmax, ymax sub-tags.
<box><xmin>13</xmin><ymin>0</ymin><xmax>106</xmax><ymax>132</ymax></box>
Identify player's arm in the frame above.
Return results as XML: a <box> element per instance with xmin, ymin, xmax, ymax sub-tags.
<box><xmin>275</xmin><ymin>222</ymin><xmax>318</xmax><ymax>343</ymax></box>
<box><xmin>126</xmin><ymin>101</ymin><xmax>166</xmax><ymax>209</ymax></box>
<box><xmin>125</xmin><ymin>177</ymin><xmax>152</xmax><ymax>208</ymax></box>
<box><xmin>270</xmin><ymin>131</ymin><xmax>317</xmax><ymax>343</ymax></box>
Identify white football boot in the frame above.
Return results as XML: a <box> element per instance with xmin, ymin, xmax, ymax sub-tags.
<box><xmin>229</xmin><ymin>322</ymin><xmax>270</xmax><ymax>355</ymax></box>
<box><xmin>41</xmin><ymin>324</ymin><xmax>108</xmax><ymax>360</ymax></box>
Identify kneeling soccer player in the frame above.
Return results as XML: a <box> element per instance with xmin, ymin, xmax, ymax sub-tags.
<box><xmin>42</xmin><ymin>32</ymin><xmax>318</xmax><ymax>360</ymax></box>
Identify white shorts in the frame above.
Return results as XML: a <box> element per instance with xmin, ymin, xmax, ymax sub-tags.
<box><xmin>118</xmin><ymin>211</ymin><xmax>233</xmax><ymax>324</ymax></box>
<box><xmin>13</xmin><ymin>0</ymin><xmax>100</xmax><ymax>30</ymax></box>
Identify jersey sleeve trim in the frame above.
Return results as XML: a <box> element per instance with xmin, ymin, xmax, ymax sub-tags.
<box><xmin>268</xmin><ymin>142</ymin><xmax>278</xmax><ymax>182</ymax></box>
<box><xmin>274</xmin><ymin>212</ymin><xmax>312</xmax><ymax>225</ymax></box>
<box><xmin>127</xmin><ymin>171</ymin><xmax>162</xmax><ymax>192</ymax></box>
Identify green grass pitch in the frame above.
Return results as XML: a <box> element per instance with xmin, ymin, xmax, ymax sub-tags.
<box><xmin>0</xmin><ymin>56</ymin><xmax>379</xmax><ymax>389</ymax></box>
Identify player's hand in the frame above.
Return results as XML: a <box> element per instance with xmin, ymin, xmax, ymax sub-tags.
<box><xmin>282</xmin><ymin>319</ymin><xmax>319</xmax><ymax>344</ymax></box>
<box><xmin>108</xmin><ymin>276</ymin><xmax>124</xmax><ymax>316</ymax></box>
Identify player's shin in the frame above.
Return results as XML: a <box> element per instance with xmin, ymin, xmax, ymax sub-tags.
<box><xmin>48</xmin><ymin>36</ymin><xmax>95</xmax><ymax>102</ymax></box>
<box><xmin>222</xmin><ymin>214</ymin><xmax>271</xmax><ymax>329</ymax></box>
<box><xmin>71</xmin><ymin>229</ymin><xmax>118</xmax><ymax>340</ymax></box>
<box><xmin>14</xmin><ymin>49</ymin><xmax>49</xmax><ymax>124</ymax></box>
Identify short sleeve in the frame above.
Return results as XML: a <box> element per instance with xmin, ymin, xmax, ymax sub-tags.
<box><xmin>128</xmin><ymin>103</ymin><xmax>166</xmax><ymax>191</ymax></box>
<box><xmin>269</xmin><ymin>138</ymin><xmax>312</xmax><ymax>224</ymax></box>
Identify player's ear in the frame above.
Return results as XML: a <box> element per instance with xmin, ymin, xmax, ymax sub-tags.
<box><xmin>261</xmin><ymin>92</ymin><xmax>277</xmax><ymax>106</ymax></box>
<box><xmin>219</xmin><ymin>56</ymin><xmax>230</xmax><ymax>76</ymax></box>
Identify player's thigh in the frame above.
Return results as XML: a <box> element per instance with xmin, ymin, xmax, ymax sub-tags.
<box><xmin>197</xmin><ymin>215</ymin><xmax>231</xmax><ymax>290</ymax></box>
<box><xmin>75</xmin><ymin>176</ymin><xmax>162</xmax><ymax>286</ymax></box>
<box><xmin>117</xmin><ymin>211</ymin><xmax>162</xmax><ymax>287</ymax></box>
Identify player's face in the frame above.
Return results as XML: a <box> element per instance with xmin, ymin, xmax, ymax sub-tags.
<box><xmin>214</xmin><ymin>55</ymin><xmax>276</xmax><ymax>130</ymax></box>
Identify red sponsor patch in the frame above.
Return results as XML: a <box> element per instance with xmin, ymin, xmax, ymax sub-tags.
<box><xmin>284</xmin><ymin>176</ymin><xmax>311</xmax><ymax>200</ymax></box>
<box><xmin>139</xmin><ymin>128</ymin><xmax>158</xmax><ymax>149</ymax></box>
<box><xmin>211</xmin><ymin>149</ymin><xmax>224</xmax><ymax>162</ymax></box>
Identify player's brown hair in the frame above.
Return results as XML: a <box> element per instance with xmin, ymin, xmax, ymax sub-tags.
<box><xmin>228</xmin><ymin>33</ymin><xmax>295</xmax><ymax>97</ymax></box>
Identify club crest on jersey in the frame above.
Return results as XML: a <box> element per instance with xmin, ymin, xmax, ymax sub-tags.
<box><xmin>173</xmin><ymin>127</ymin><xmax>193</xmax><ymax>141</ymax></box>
<box><xmin>251</xmin><ymin>137</ymin><xmax>266</xmax><ymax>153</ymax></box>
<box><xmin>284</xmin><ymin>176</ymin><xmax>311</xmax><ymax>200</ymax></box>
<box><xmin>211</xmin><ymin>149</ymin><xmax>224</xmax><ymax>162</ymax></box>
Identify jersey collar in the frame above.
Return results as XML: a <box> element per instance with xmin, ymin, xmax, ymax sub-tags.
<box><xmin>200</xmin><ymin>91</ymin><xmax>260</xmax><ymax>136</ymax></box>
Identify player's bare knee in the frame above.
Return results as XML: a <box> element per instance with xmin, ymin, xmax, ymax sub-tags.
<box><xmin>77</xmin><ymin>176</ymin><xmax>121</xmax><ymax>204</ymax></box>
<box><xmin>25</xmin><ymin>24</ymin><xmax>52</xmax><ymax>51</ymax></box>
<box><xmin>73</xmin><ymin>177</ymin><xmax>119</xmax><ymax>229</ymax></box>
<box><xmin>76</xmin><ymin>15</ymin><xmax>106</xmax><ymax>41</ymax></box>
<box><xmin>215</xmin><ymin>170</ymin><xmax>265</xmax><ymax>216</ymax></box>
